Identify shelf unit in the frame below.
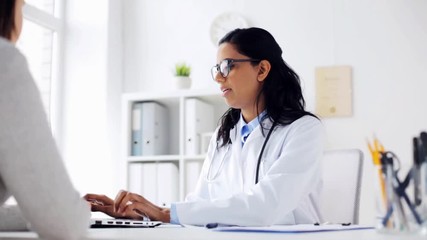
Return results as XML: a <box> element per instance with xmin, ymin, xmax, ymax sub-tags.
<box><xmin>122</xmin><ymin>89</ymin><xmax>228</xmax><ymax>206</ymax></box>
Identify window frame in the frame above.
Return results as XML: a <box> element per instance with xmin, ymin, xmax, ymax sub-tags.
<box><xmin>23</xmin><ymin>3</ymin><xmax>64</xmax><ymax>140</ymax></box>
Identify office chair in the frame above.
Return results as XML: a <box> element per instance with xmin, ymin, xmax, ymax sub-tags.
<box><xmin>319</xmin><ymin>149</ymin><xmax>363</xmax><ymax>224</ymax></box>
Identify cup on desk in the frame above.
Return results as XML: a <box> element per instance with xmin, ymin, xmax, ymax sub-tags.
<box><xmin>374</xmin><ymin>151</ymin><xmax>427</xmax><ymax>235</ymax></box>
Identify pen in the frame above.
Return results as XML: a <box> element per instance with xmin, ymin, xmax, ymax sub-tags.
<box><xmin>374</xmin><ymin>137</ymin><xmax>384</xmax><ymax>154</ymax></box>
<box><xmin>380</xmin><ymin>152</ymin><xmax>408</xmax><ymax>229</ymax></box>
<box><xmin>420</xmin><ymin>132</ymin><xmax>427</xmax><ymax>196</ymax></box>
<box><xmin>367</xmin><ymin>138</ymin><xmax>381</xmax><ymax>165</ymax></box>
<box><xmin>205</xmin><ymin>223</ymin><xmax>236</xmax><ymax>229</ymax></box>
<box><xmin>205</xmin><ymin>223</ymin><xmax>218</xmax><ymax>229</ymax></box>
<box><xmin>313</xmin><ymin>222</ymin><xmax>351</xmax><ymax>226</ymax></box>
<box><xmin>380</xmin><ymin>151</ymin><xmax>425</xmax><ymax>229</ymax></box>
<box><xmin>412</xmin><ymin>137</ymin><xmax>421</xmax><ymax>206</ymax></box>
<box><xmin>367</xmin><ymin>138</ymin><xmax>387</xmax><ymax>210</ymax></box>
<box><xmin>393</xmin><ymin>174</ymin><xmax>423</xmax><ymax>225</ymax></box>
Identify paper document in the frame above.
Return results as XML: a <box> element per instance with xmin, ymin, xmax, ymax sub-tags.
<box><xmin>213</xmin><ymin>224</ymin><xmax>374</xmax><ymax>233</ymax></box>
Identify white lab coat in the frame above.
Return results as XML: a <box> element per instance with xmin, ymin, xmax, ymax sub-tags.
<box><xmin>176</xmin><ymin>115</ymin><xmax>324</xmax><ymax>226</ymax></box>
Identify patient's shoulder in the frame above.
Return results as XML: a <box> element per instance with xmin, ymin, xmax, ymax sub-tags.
<box><xmin>0</xmin><ymin>37</ymin><xmax>27</xmax><ymax>68</ymax></box>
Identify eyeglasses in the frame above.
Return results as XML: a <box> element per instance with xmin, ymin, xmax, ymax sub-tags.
<box><xmin>211</xmin><ymin>58</ymin><xmax>260</xmax><ymax>81</ymax></box>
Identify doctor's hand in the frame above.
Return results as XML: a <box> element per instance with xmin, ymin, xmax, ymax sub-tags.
<box><xmin>83</xmin><ymin>193</ymin><xmax>123</xmax><ymax>218</ymax></box>
<box><xmin>114</xmin><ymin>190</ymin><xmax>171</xmax><ymax>223</ymax></box>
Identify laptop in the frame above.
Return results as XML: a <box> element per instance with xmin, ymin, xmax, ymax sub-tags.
<box><xmin>90</xmin><ymin>218</ymin><xmax>162</xmax><ymax>228</ymax></box>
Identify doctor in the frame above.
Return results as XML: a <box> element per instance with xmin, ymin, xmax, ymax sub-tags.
<box><xmin>86</xmin><ymin>27</ymin><xmax>324</xmax><ymax>226</ymax></box>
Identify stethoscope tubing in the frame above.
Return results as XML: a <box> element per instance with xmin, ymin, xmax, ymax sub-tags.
<box><xmin>255</xmin><ymin>122</ymin><xmax>277</xmax><ymax>184</ymax></box>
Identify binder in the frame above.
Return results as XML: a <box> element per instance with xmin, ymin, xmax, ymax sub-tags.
<box><xmin>130</xmin><ymin>162</ymin><xmax>178</xmax><ymax>206</ymax></box>
<box><xmin>185</xmin><ymin>160</ymin><xmax>203</xmax><ymax>196</ymax></box>
<box><xmin>128</xmin><ymin>163</ymin><xmax>158</xmax><ymax>203</ymax></box>
<box><xmin>185</xmin><ymin>99</ymin><xmax>214</xmax><ymax>155</ymax></box>
<box><xmin>156</xmin><ymin>162</ymin><xmax>179</xmax><ymax>207</ymax></box>
<box><xmin>128</xmin><ymin>163</ymin><xmax>143</xmax><ymax>194</ymax></box>
<box><xmin>141</xmin><ymin>102</ymin><xmax>168</xmax><ymax>155</ymax></box>
<box><xmin>142</xmin><ymin>163</ymin><xmax>158</xmax><ymax>203</ymax></box>
<box><xmin>131</xmin><ymin>103</ymin><xmax>143</xmax><ymax>156</ymax></box>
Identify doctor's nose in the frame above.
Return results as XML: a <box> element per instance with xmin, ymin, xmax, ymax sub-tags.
<box><xmin>211</xmin><ymin>67</ymin><xmax>226</xmax><ymax>83</ymax></box>
<box><xmin>214</xmin><ymin>73</ymin><xmax>226</xmax><ymax>83</ymax></box>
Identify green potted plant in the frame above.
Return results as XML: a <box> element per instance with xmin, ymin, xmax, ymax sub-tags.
<box><xmin>174</xmin><ymin>63</ymin><xmax>191</xmax><ymax>89</ymax></box>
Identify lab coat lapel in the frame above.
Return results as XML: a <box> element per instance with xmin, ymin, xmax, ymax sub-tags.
<box><xmin>229</xmin><ymin>120</ymin><xmax>244</xmax><ymax>192</ymax></box>
<box><xmin>243</xmin><ymin>117</ymin><xmax>274</xmax><ymax>145</ymax></box>
<box><xmin>240</xmin><ymin>118</ymin><xmax>274</xmax><ymax>191</ymax></box>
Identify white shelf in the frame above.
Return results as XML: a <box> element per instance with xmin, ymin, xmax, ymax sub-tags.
<box><xmin>128</xmin><ymin>155</ymin><xmax>181</xmax><ymax>163</ymax></box>
<box><xmin>183</xmin><ymin>155</ymin><xmax>206</xmax><ymax>161</ymax></box>
<box><xmin>122</xmin><ymin>89</ymin><xmax>227</xmax><ymax>205</ymax></box>
<box><xmin>122</xmin><ymin>88</ymin><xmax>222</xmax><ymax>102</ymax></box>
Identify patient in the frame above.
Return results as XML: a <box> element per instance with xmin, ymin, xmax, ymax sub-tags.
<box><xmin>0</xmin><ymin>0</ymin><xmax>90</xmax><ymax>239</ymax></box>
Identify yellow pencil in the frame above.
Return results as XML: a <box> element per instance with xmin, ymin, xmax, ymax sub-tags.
<box><xmin>367</xmin><ymin>138</ymin><xmax>387</xmax><ymax>215</ymax></box>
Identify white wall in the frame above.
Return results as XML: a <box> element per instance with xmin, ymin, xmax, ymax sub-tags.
<box><xmin>62</xmin><ymin>0</ymin><xmax>121</xmax><ymax>197</ymax></box>
<box><xmin>121</xmin><ymin>0</ymin><xmax>427</xmax><ymax>224</ymax></box>
<box><xmin>106</xmin><ymin>0</ymin><xmax>124</xmax><ymax>196</ymax></box>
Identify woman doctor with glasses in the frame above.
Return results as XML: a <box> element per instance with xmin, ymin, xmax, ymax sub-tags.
<box><xmin>85</xmin><ymin>27</ymin><xmax>325</xmax><ymax>226</ymax></box>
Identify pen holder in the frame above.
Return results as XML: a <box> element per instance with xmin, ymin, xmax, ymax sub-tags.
<box><xmin>375</xmin><ymin>152</ymin><xmax>427</xmax><ymax>235</ymax></box>
<box><xmin>419</xmin><ymin>162</ymin><xmax>427</xmax><ymax>234</ymax></box>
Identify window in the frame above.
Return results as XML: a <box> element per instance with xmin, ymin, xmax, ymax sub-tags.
<box><xmin>25</xmin><ymin>0</ymin><xmax>56</xmax><ymax>16</ymax></box>
<box><xmin>17</xmin><ymin>1</ymin><xmax>62</xmax><ymax>131</ymax></box>
<box><xmin>17</xmin><ymin>20</ymin><xmax>55</xmax><ymax>118</ymax></box>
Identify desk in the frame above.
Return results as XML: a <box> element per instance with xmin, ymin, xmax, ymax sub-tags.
<box><xmin>0</xmin><ymin>226</ymin><xmax>425</xmax><ymax>240</ymax></box>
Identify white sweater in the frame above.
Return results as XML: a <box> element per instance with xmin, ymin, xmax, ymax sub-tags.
<box><xmin>0</xmin><ymin>38</ymin><xmax>90</xmax><ymax>239</ymax></box>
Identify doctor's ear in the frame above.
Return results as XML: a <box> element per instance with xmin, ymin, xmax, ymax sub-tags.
<box><xmin>257</xmin><ymin>60</ymin><xmax>271</xmax><ymax>82</ymax></box>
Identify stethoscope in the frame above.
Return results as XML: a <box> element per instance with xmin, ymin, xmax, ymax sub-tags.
<box><xmin>206</xmin><ymin>122</ymin><xmax>278</xmax><ymax>184</ymax></box>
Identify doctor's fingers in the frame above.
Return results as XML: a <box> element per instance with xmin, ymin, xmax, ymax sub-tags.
<box><xmin>128</xmin><ymin>193</ymin><xmax>162</xmax><ymax>211</ymax></box>
<box><xmin>114</xmin><ymin>190</ymin><xmax>144</xmax><ymax>212</ymax></box>
<box><xmin>90</xmin><ymin>204</ymin><xmax>121</xmax><ymax>218</ymax></box>
<box><xmin>115</xmin><ymin>191</ymin><xmax>159</xmax><ymax>213</ymax></box>
<box><xmin>124</xmin><ymin>202</ymin><xmax>168</xmax><ymax>222</ymax></box>
<box><xmin>115</xmin><ymin>203</ymin><xmax>145</xmax><ymax>220</ymax></box>
<box><xmin>114</xmin><ymin>190</ymin><xmax>131</xmax><ymax>211</ymax></box>
<box><xmin>84</xmin><ymin>193</ymin><xmax>114</xmax><ymax>205</ymax></box>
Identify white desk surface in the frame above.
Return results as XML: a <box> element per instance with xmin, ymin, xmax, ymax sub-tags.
<box><xmin>0</xmin><ymin>225</ymin><xmax>425</xmax><ymax>240</ymax></box>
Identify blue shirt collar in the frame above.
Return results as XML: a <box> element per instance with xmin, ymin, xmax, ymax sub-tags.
<box><xmin>240</xmin><ymin>110</ymin><xmax>267</xmax><ymax>146</ymax></box>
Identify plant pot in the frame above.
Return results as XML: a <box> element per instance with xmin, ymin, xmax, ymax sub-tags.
<box><xmin>174</xmin><ymin>76</ymin><xmax>191</xmax><ymax>89</ymax></box>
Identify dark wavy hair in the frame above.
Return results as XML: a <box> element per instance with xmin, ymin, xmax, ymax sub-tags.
<box><xmin>0</xmin><ymin>0</ymin><xmax>16</xmax><ymax>40</ymax></box>
<box><xmin>216</xmin><ymin>27</ymin><xmax>317</xmax><ymax>147</ymax></box>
